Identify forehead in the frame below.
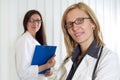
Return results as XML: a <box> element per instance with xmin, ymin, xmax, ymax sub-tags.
<box><xmin>66</xmin><ymin>8</ymin><xmax>88</xmax><ymax>22</ymax></box>
<box><xmin>30</xmin><ymin>14</ymin><xmax>41</xmax><ymax>19</ymax></box>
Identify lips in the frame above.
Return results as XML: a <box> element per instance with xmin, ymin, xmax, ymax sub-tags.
<box><xmin>32</xmin><ymin>26</ymin><xmax>37</xmax><ymax>29</ymax></box>
<box><xmin>74</xmin><ymin>32</ymin><xmax>84</xmax><ymax>37</ymax></box>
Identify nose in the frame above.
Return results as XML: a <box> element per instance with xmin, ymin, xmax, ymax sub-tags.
<box><xmin>72</xmin><ymin>23</ymin><xmax>79</xmax><ymax>31</ymax></box>
<box><xmin>33</xmin><ymin>21</ymin><xmax>38</xmax><ymax>26</ymax></box>
<box><xmin>32</xmin><ymin>23</ymin><xmax>38</xmax><ymax>28</ymax></box>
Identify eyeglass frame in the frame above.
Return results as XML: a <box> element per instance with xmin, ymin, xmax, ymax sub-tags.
<box><xmin>28</xmin><ymin>18</ymin><xmax>42</xmax><ymax>24</ymax></box>
<box><xmin>65</xmin><ymin>17</ymin><xmax>90</xmax><ymax>29</ymax></box>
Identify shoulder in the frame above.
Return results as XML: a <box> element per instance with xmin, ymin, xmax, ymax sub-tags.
<box><xmin>16</xmin><ymin>33</ymin><xmax>27</xmax><ymax>44</ymax></box>
<box><xmin>99</xmin><ymin>46</ymin><xmax>120</xmax><ymax>70</ymax></box>
<box><xmin>96</xmin><ymin>46</ymin><xmax>120</xmax><ymax>79</ymax></box>
<box><xmin>15</xmin><ymin>32</ymin><xmax>30</xmax><ymax>47</ymax></box>
<box><xmin>102</xmin><ymin>46</ymin><xmax>119</xmax><ymax>60</ymax></box>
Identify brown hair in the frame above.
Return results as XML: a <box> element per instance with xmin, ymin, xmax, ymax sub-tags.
<box><xmin>23</xmin><ymin>9</ymin><xmax>47</xmax><ymax>45</ymax></box>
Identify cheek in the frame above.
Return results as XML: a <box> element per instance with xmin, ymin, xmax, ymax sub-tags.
<box><xmin>84</xmin><ymin>22</ymin><xmax>94</xmax><ymax>32</ymax></box>
<box><xmin>67</xmin><ymin>29</ymin><xmax>72</xmax><ymax>36</ymax></box>
<box><xmin>27</xmin><ymin>24</ymin><xmax>30</xmax><ymax>30</ymax></box>
<box><xmin>85</xmin><ymin>26</ymin><xmax>94</xmax><ymax>37</ymax></box>
<box><xmin>67</xmin><ymin>30</ymin><xmax>75</xmax><ymax>39</ymax></box>
<box><xmin>38</xmin><ymin>23</ymin><xmax>41</xmax><ymax>28</ymax></box>
<box><xmin>38</xmin><ymin>24</ymin><xmax>41</xmax><ymax>28</ymax></box>
<box><xmin>37</xmin><ymin>25</ymin><xmax>41</xmax><ymax>31</ymax></box>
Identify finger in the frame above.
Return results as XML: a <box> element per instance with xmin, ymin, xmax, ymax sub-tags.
<box><xmin>51</xmin><ymin>55</ymin><xmax>56</xmax><ymax>59</ymax></box>
<box><xmin>53</xmin><ymin>54</ymin><xmax>56</xmax><ymax>57</ymax></box>
<box><xmin>45</xmin><ymin>70</ymin><xmax>53</xmax><ymax>76</ymax></box>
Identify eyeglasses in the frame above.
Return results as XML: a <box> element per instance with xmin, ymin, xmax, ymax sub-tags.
<box><xmin>65</xmin><ymin>17</ymin><xmax>90</xmax><ymax>29</ymax></box>
<box><xmin>29</xmin><ymin>18</ymin><xmax>42</xmax><ymax>24</ymax></box>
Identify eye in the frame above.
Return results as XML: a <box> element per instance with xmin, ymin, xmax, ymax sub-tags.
<box><xmin>69</xmin><ymin>22</ymin><xmax>73</xmax><ymax>26</ymax></box>
<box><xmin>66</xmin><ymin>22</ymin><xmax>73</xmax><ymax>26</ymax></box>
<box><xmin>75</xmin><ymin>18</ymin><xmax>83</xmax><ymax>24</ymax></box>
<box><xmin>29</xmin><ymin>19</ymin><xmax>34</xmax><ymax>22</ymax></box>
<box><xmin>35</xmin><ymin>20</ymin><xmax>41</xmax><ymax>22</ymax></box>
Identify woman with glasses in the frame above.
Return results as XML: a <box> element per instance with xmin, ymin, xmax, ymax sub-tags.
<box><xmin>56</xmin><ymin>2</ymin><xmax>120</xmax><ymax>80</ymax></box>
<box><xmin>15</xmin><ymin>10</ymin><xmax>55</xmax><ymax>80</ymax></box>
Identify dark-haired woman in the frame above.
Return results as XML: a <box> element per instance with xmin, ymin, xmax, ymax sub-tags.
<box><xmin>15</xmin><ymin>10</ymin><xmax>55</xmax><ymax>80</ymax></box>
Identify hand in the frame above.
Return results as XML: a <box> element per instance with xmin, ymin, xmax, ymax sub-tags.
<box><xmin>45</xmin><ymin>70</ymin><xmax>53</xmax><ymax>76</ymax></box>
<box><xmin>46</xmin><ymin>55</ymin><xmax>56</xmax><ymax>68</ymax></box>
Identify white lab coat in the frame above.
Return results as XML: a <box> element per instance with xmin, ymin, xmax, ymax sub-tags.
<box><xmin>15</xmin><ymin>31</ymin><xmax>47</xmax><ymax>80</ymax></box>
<box><xmin>56</xmin><ymin>46</ymin><xmax>120</xmax><ymax>80</ymax></box>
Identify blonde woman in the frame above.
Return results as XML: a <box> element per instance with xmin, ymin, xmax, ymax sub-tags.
<box><xmin>56</xmin><ymin>2</ymin><xmax>120</xmax><ymax>80</ymax></box>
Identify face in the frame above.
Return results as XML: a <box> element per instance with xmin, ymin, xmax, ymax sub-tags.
<box><xmin>66</xmin><ymin>8</ymin><xmax>95</xmax><ymax>45</ymax></box>
<box><xmin>27</xmin><ymin>14</ymin><xmax>41</xmax><ymax>37</ymax></box>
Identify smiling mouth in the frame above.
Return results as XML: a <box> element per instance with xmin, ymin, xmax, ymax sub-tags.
<box><xmin>32</xmin><ymin>27</ymin><xmax>37</xmax><ymax>29</ymax></box>
<box><xmin>75</xmin><ymin>32</ymin><xmax>83</xmax><ymax>37</ymax></box>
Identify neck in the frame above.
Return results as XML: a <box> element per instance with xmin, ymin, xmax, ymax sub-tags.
<box><xmin>32</xmin><ymin>34</ymin><xmax>36</xmax><ymax>38</ymax></box>
<box><xmin>28</xmin><ymin>31</ymin><xmax>36</xmax><ymax>39</ymax></box>
<box><xmin>79</xmin><ymin>38</ymin><xmax>94</xmax><ymax>54</ymax></box>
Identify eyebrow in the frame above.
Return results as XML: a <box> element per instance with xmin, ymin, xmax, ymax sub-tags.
<box><xmin>30</xmin><ymin>17</ymin><xmax>41</xmax><ymax>20</ymax></box>
<box><xmin>66</xmin><ymin>16</ymin><xmax>90</xmax><ymax>22</ymax></box>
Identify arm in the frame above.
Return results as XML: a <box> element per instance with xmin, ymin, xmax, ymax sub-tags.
<box><xmin>42</xmin><ymin>55</ymin><xmax>56</xmax><ymax>76</ymax></box>
<box><xmin>15</xmin><ymin>38</ymin><xmax>56</xmax><ymax>79</ymax></box>
<box><xmin>15</xmin><ymin>39</ymin><xmax>39</xmax><ymax>79</ymax></box>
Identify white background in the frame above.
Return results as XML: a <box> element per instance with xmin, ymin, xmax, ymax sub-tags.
<box><xmin>0</xmin><ymin>0</ymin><xmax>120</xmax><ymax>80</ymax></box>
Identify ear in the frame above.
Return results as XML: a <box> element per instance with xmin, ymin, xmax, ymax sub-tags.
<box><xmin>92</xmin><ymin>26</ymin><xmax>95</xmax><ymax>30</ymax></box>
<box><xmin>91</xmin><ymin>23</ymin><xmax>95</xmax><ymax>30</ymax></box>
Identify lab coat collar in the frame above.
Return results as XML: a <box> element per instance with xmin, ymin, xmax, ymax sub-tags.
<box><xmin>25</xmin><ymin>31</ymin><xmax>40</xmax><ymax>45</ymax></box>
<box><xmin>86</xmin><ymin>39</ymin><xmax>100</xmax><ymax>58</ymax></box>
<box><xmin>25</xmin><ymin>31</ymin><xmax>35</xmax><ymax>39</ymax></box>
<box><xmin>72</xmin><ymin>39</ymin><xmax>100</xmax><ymax>61</ymax></box>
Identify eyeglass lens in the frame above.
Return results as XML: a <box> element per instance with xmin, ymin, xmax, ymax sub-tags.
<box><xmin>65</xmin><ymin>17</ymin><xmax>90</xmax><ymax>29</ymax></box>
<box><xmin>29</xmin><ymin>18</ymin><xmax>41</xmax><ymax>24</ymax></box>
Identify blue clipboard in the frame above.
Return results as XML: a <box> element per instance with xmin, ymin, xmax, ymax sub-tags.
<box><xmin>31</xmin><ymin>45</ymin><xmax>57</xmax><ymax>74</ymax></box>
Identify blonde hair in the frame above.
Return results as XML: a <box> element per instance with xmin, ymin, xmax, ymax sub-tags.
<box><xmin>61</xmin><ymin>2</ymin><xmax>104</xmax><ymax>57</ymax></box>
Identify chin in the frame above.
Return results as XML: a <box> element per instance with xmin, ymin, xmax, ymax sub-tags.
<box><xmin>76</xmin><ymin>39</ymin><xmax>84</xmax><ymax>44</ymax></box>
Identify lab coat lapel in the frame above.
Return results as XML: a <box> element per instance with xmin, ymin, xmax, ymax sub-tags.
<box><xmin>65</xmin><ymin>58</ymin><xmax>73</xmax><ymax>77</ymax></box>
<box><xmin>72</xmin><ymin>55</ymin><xmax>94</xmax><ymax>80</ymax></box>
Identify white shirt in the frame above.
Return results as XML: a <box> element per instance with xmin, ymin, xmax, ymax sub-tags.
<box><xmin>15</xmin><ymin>31</ymin><xmax>47</xmax><ymax>80</ymax></box>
